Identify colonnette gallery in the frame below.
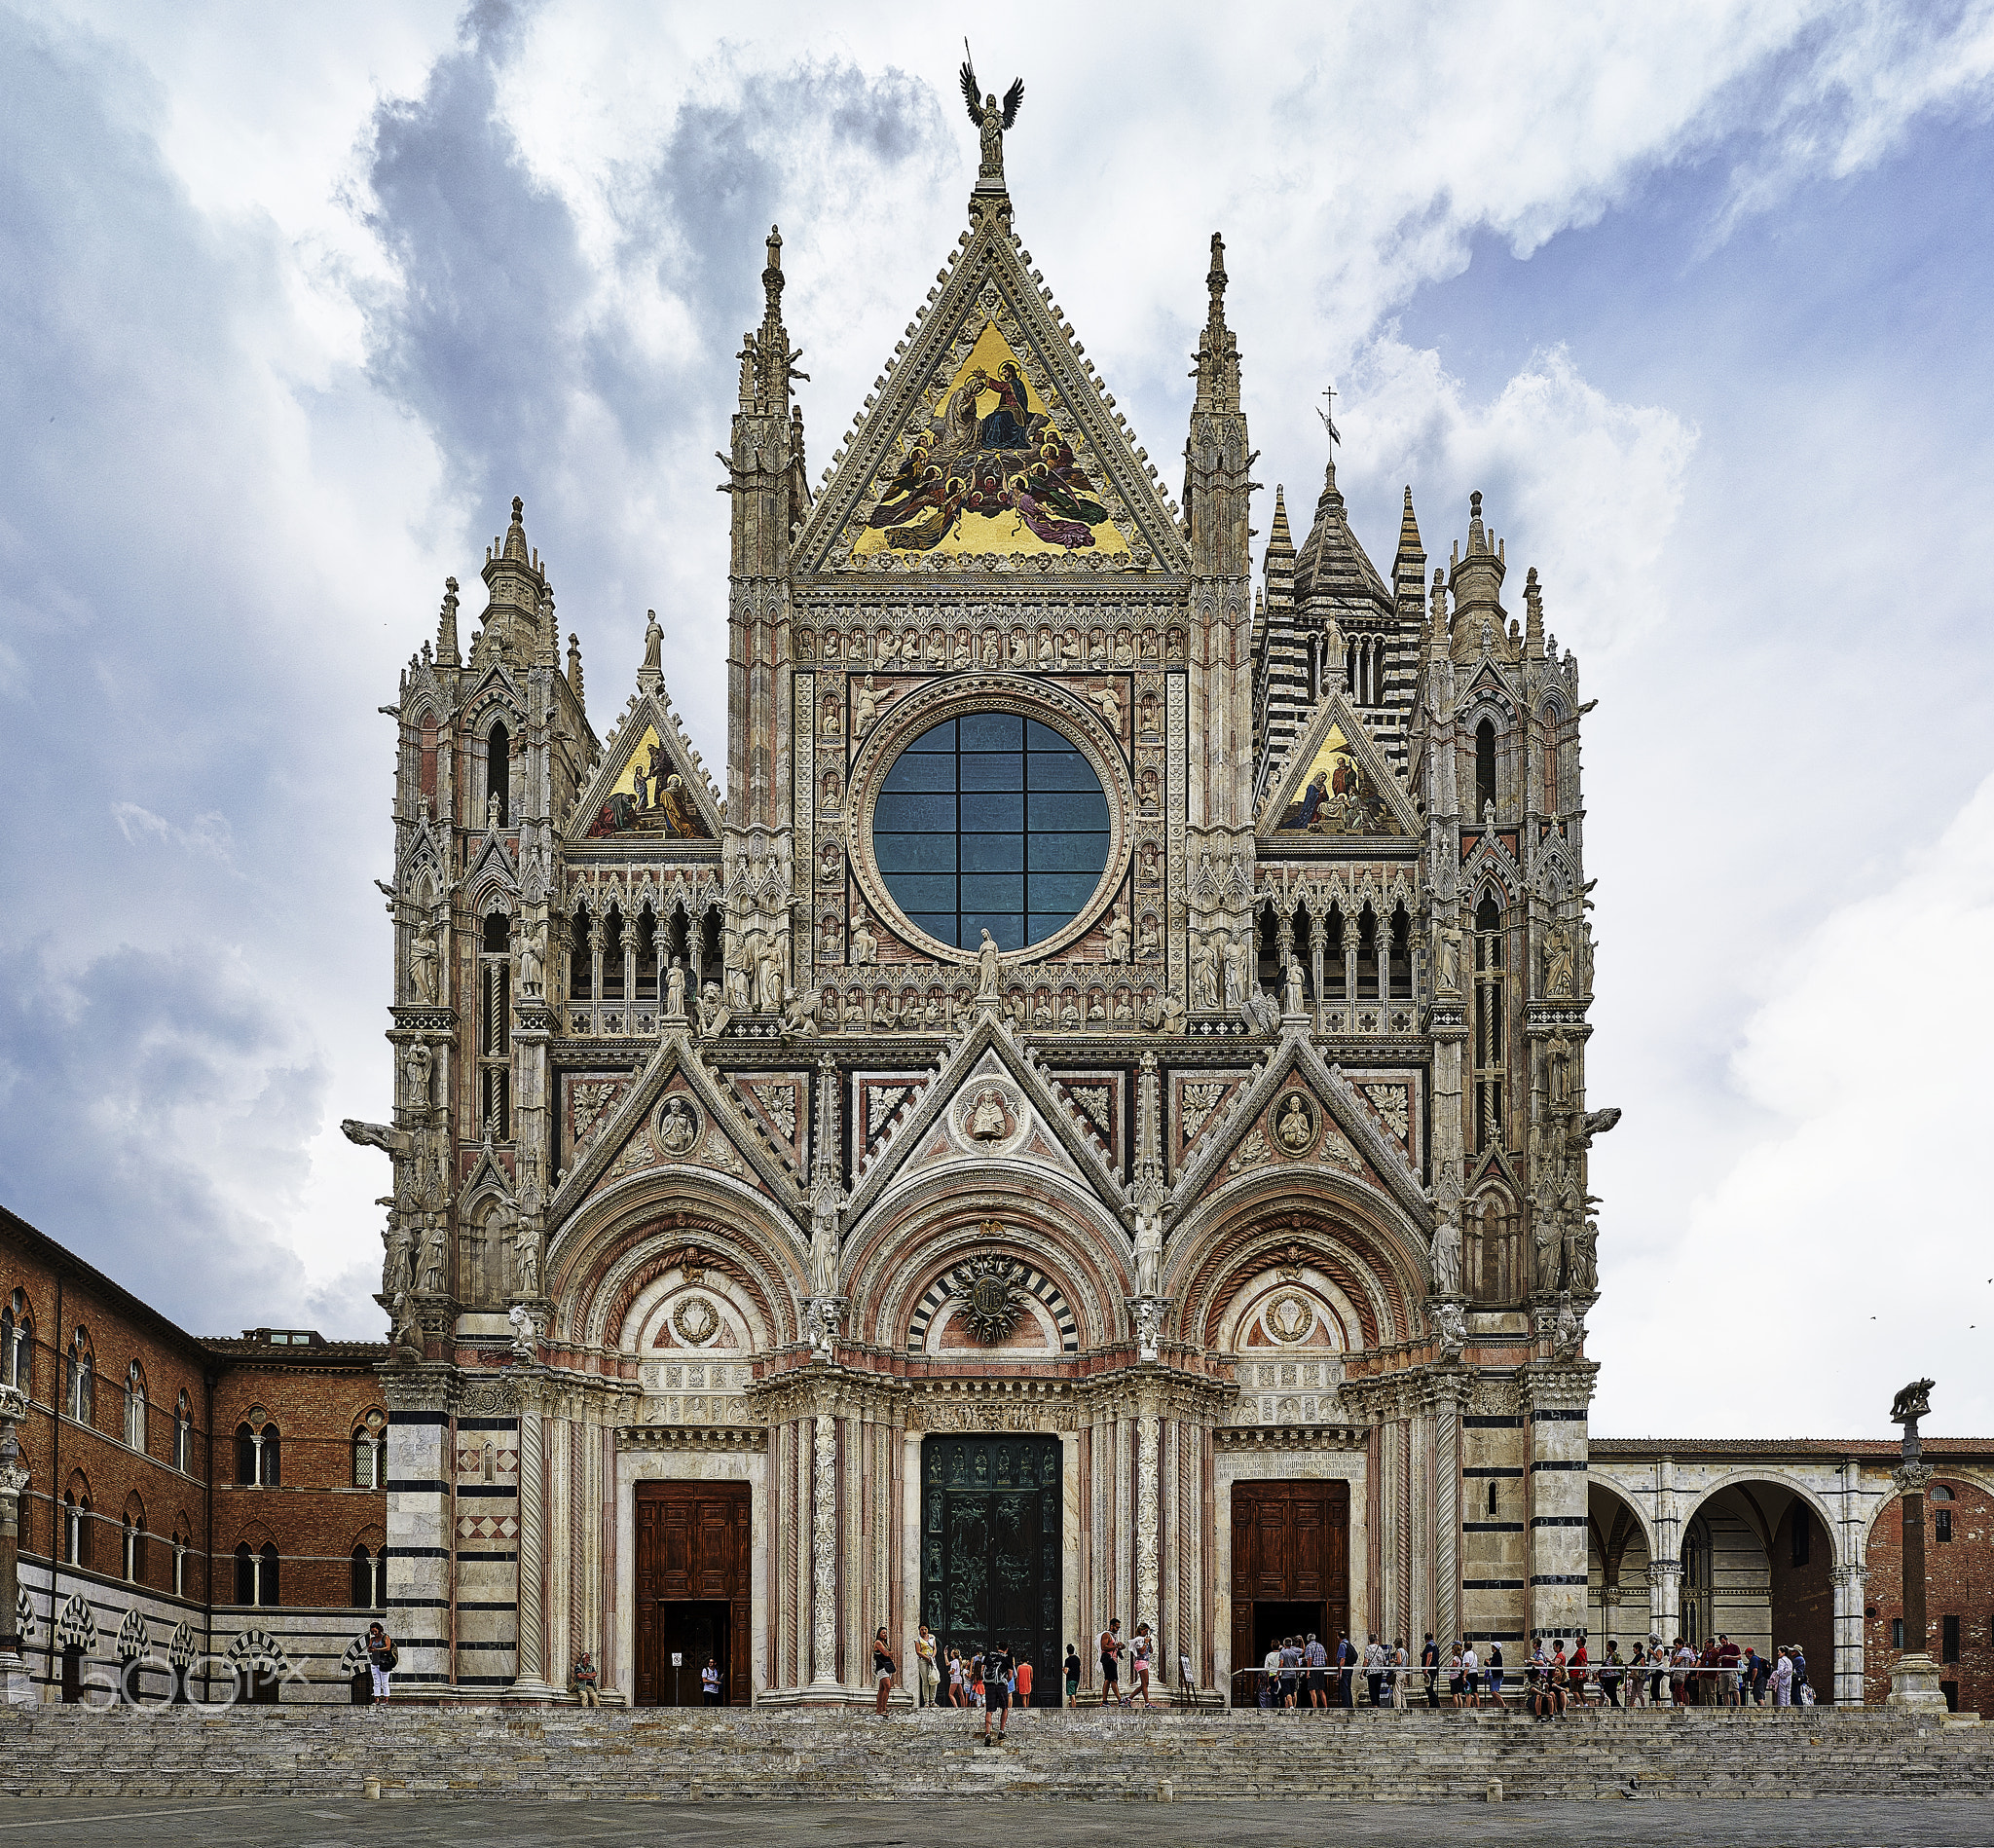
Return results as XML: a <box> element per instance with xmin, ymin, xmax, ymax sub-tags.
<box><xmin>1</xmin><ymin>89</ymin><xmax>1987</xmax><ymax>1716</ymax></box>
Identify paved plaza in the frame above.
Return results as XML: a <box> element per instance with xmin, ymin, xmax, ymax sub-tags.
<box><xmin>0</xmin><ymin>1795</ymin><xmax>1989</xmax><ymax>1848</ymax></box>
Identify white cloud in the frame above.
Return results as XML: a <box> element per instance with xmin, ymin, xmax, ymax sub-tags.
<box><xmin>1592</xmin><ymin>769</ymin><xmax>1994</xmax><ymax>1438</ymax></box>
<box><xmin>110</xmin><ymin>801</ymin><xmax>238</xmax><ymax>866</ymax></box>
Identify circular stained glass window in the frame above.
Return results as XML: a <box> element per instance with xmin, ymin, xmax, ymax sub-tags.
<box><xmin>872</xmin><ymin>714</ymin><xmax>1110</xmax><ymax>951</ymax></box>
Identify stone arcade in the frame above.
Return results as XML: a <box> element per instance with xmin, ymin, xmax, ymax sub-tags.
<box><xmin>348</xmin><ymin>87</ymin><xmax>1624</xmax><ymax>1709</ymax></box>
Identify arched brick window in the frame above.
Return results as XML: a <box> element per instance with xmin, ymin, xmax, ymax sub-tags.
<box><xmin>66</xmin><ymin>1327</ymin><xmax>93</xmax><ymax>1425</ymax></box>
<box><xmin>351</xmin><ymin>1410</ymin><xmax>387</xmax><ymax>1489</ymax></box>
<box><xmin>236</xmin><ymin>1412</ymin><xmax>280</xmax><ymax>1486</ymax></box>
<box><xmin>125</xmin><ymin>1360</ymin><xmax>148</xmax><ymax>1453</ymax></box>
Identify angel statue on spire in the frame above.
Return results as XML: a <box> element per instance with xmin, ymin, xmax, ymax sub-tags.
<box><xmin>960</xmin><ymin>45</ymin><xmax>1023</xmax><ymax>187</ymax></box>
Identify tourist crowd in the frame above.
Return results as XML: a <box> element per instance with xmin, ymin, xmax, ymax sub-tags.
<box><xmin>1240</xmin><ymin>1630</ymin><xmax>1818</xmax><ymax>1713</ymax></box>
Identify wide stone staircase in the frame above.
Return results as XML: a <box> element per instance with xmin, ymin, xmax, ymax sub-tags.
<box><xmin>3</xmin><ymin>1705</ymin><xmax>1988</xmax><ymax>1802</ymax></box>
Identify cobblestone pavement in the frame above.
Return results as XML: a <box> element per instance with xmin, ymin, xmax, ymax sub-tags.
<box><xmin>0</xmin><ymin>1796</ymin><xmax>1984</xmax><ymax>1846</ymax></box>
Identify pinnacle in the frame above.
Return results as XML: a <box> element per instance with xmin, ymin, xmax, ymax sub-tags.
<box><xmin>1398</xmin><ymin>485</ymin><xmax>1422</xmax><ymax>555</ymax></box>
<box><xmin>1269</xmin><ymin>485</ymin><xmax>1293</xmax><ymax>551</ymax></box>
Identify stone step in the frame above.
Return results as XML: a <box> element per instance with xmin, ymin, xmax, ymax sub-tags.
<box><xmin>3</xmin><ymin>1706</ymin><xmax>1987</xmax><ymax>1803</ymax></box>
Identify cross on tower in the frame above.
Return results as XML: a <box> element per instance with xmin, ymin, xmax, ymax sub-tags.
<box><xmin>1317</xmin><ymin>383</ymin><xmax>1341</xmax><ymax>447</ymax></box>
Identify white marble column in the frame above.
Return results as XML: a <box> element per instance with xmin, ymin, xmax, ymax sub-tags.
<box><xmin>810</xmin><ymin>1412</ymin><xmax>838</xmax><ymax>1686</ymax></box>
<box><xmin>1832</xmin><ymin>1564</ymin><xmax>1867</xmax><ymax>1707</ymax></box>
<box><xmin>1134</xmin><ymin>1396</ymin><xmax>1161</xmax><ymax>1635</ymax></box>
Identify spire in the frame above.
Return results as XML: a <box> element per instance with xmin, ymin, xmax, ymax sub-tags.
<box><xmin>1193</xmin><ymin>232</ymin><xmax>1240</xmax><ymax>415</ymax></box>
<box><xmin>1447</xmin><ymin>489</ymin><xmax>1508</xmax><ymax>661</ymax></box>
<box><xmin>480</xmin><ymin>492</ymin><xmax>547</xmax><ymax>660</ymax></box>
<box><xmin>1263</xmin><ymin>484</ymin><xmax>1296</xmax><ymax>610</ymax></box>
<box><xmin>1524</xmin><ymin>567</ymin><xmax>1544</xmax><ymax>660</ymax></box>
<box><xmin>1392</xmin><ymin>487</ymin><xmax>1426</xmax><ymax>616</ymax></box>
<box><xmin>566</xmin><ymin>631</ymin><xmax>583</xmax><ymax>709</ymax></box>
<box><xmin>502</xmin><ymin>496</ymin><xmax>529</xmax><ymax>563</ymax></box>
<box><xmin>741</xmin><ymin>226</ymin><xmax>802</xmax><ymax>417</ymax></box>
<box><xmin>436</xmin><ymin>575</ymin><xmax>461</xmax><ymax>668</ymax></box>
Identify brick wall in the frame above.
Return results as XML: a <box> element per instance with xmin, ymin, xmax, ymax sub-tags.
<box><xmin>1765</xmin><ymin>1500</ymin><xmax>1836</xmax><ymax>1704</ymax></box>
<box><xmin>4</xmin><ymin>1206</ymin><xmax>388</xmax><ymax>1703</ymax></box>
<box><xmin>1862</xmin><ymin>1477</ymin><xmax>1994</xmax><ymax>1718</ymax></box>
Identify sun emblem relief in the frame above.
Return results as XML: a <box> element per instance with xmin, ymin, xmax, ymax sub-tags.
<box><xmin>950</xmin><ymin>1236</ymin><xmax>1026</xmax><ymax>1344</ymax></box>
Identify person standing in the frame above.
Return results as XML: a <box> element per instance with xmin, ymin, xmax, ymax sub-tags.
<box><xmin>1421</xmin><ymin>1632</ymin><xmax>1440</xmax><ymax>1708</ymax></box>
<box><xmin>1014</xmin><ymin>1651</ymin><xmax>1033</xmax><ymax>1710</ymax></box>
<box><xmin>1365</xmin><ymin>1633</ymin><xmax>1387</xmax><ymax>1707</ymax></box>
<box><xmin>1717</xmin><ymin>1633</ymin><xmax>1741</xmax><ymax>1707</ymax></box>
<box><xmin>1391</xmin><ymin>1638</ymin><xmax>1410</xmax><ymax>1709</ymax></box>
<box><xmin>572</xmin><ymin>1649</ymin><xmax>600</xmax><ymax>1707</ymax></box>
<box><xmin>1279</xmin><ymin>1635</ymin><xmax>1304</xmax><ymax>1710</ymax></box>
<box><xmin>1335</xmin><ymin>1631</ymin><xmax>1356</xmax><ymax>1708</ymax></box>
<box><xmin>1459</xmin><ymin>1639</ymin><xmax>1481</xmax><ymax>1710</ymax></box>
<box><xmin>1548</xmin><ymin>1644</ymin><xmax>1570</xmax><ymax>1718</ymax></box>
<box><xmin>872</xmin><ymin>1627</ymin><xmax>896</xmax><ymax>1717</ymax></box>
<box><xmin>1099</xmin><ymin>1618</ymin><xmax>1126</xmax><ymax>1707</ymax></box>
<box><xmin>1600</xmin><ymin>1640</ymin><xmax>1623</xmax><ymax>1708</ymax></box>
<box><xmin>914</xmin><ymin>1624</ymin><xmax>940</xmax><ymax>1711</ymax></box>
<box><xmin>1260</xmin><ymin>1640</ymin><xmax>1280</xmax><ymax>1709</ymax></box>
<box><xmin>1569</xmin><ymin>1635</ymin><xmax>1589</xmax><ymax>1705</ymax></box>
<box><xmin>1487</xmin><ymin>1641</ymin><xmax>1505</xmax><ymax>1708</ymax></box>
<box><xmin>365</xmin><ymin>1622</ymin><xmax>395</xmax><ymax>1704</ymax></box>
<box><xmin>1131</xmin><ymin>1623</ymin><xmax>1157</xmax><ymax>1708</ymax></box>
<box><xmin>1304</xmin><ymin>1633</ymin><xmax>1329</xmax><ymax>1711</ymax></box>
<box><xmin>1789</xmin><ymin>1644</ymin><xmax>1808</xmax><ymax>1707</ymax></box>
<box><xmin>701</xmin><ymin>1656</ymin><xmax>721</xmax><ymax>1706</ymax></box>
<box><xmin>982</xmin><ymin>1639</ymin><xmax>1014</xmax><ymax>1743</ymax></box>
<box><xmin>1771</xmin><ymin>1647</ymin><xmax>1793</xmax><ymax>1707</ymax></box>
<box><xmin>1064</xmin><ymin>1644</ymin><xmax>1082</xmax><ymax>1707</ymax></box>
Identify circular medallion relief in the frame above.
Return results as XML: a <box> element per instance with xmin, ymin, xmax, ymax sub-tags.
<box><xmin>654</xmin><ymin>1094</ymin><xmax>701</xmax><ymax>1160</ymax></box>
<box><xmin>1272</xmin><ymin>1090</ymin><xmax>1317</xmax><ymax>1156</ymax></box>
<box><xmin>1264</xmin><ymin>1292</ymin><xmax>1317</xmax><ymax>1344</ymax></box>
<box><xmin>671</xmin><ymin>1295</ymin><xmax>720</xmax><ymax>1346</ymax></box>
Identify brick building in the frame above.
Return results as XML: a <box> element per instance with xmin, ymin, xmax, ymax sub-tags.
<box><xmin>1</xmin><ymin>1204</ymin><xmax>387</xmax><ymax>1703</ymax></box>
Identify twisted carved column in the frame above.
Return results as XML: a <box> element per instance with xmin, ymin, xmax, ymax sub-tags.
<box><xmin>811</xmin><ymin>1413</ymin><xmax>838</xmax><ymax>1685</ymax></box>
<box><xmin>1134</xmin><ymin>1401</ymin><xmax>1161</xmax><ymax>1632</ymax></box>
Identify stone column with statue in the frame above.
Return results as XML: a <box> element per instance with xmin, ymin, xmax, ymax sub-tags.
<box><xmin>1886</xmin><ymin>1377</ymin><xmax>1946</xmax><ymax>1711</ymax></box>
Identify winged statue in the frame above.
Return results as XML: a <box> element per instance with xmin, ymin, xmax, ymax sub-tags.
<box><xmin>960</xmin><ymin>47</ymin><xmax>1023</xmax><ymax>185</ymax></box>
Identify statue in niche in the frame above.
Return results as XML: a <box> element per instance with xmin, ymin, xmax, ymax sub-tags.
<box><xmin>418</xmin><ymin>1220</ymin><xmax>446</xmax><ymax>1294</ymax></box>
<box><xmin>1136</xmin><ymin>914</ymin><xmax>1161</xmax><ymax>961</ymax></box>
<box><xmin>1564</xmin><ymin>1216</ymin><xmax>1599</xmax><ymax>1296</ymax></box>
<box><xmin>1544</xmin><ymin>923</ymin><xmax>1575</xmax><ymax>998</ymax></box>
<box><xmin>876</xmin><ymin>629</ymin><xmax>900</xmax><ymax>666</ymax></box>
<box><xmin>849</xmin><ymin>914</ymin><xmax>878</xmax><ymax>965</ymax></box>
<box><xmin>514</xmin><ymin>1210</ymin><xmax>542</xmax><ymax>1297</ymax></box>
<box><xmin>823</xmin><ymin>769</ymin><xmax>841</xmax><ymax>807</ymax></box>
<box><xmin>855</xmin><ymin>676</ymin><xmax>883</xmax><ymax>732</ymax></box>
<box><xmin>1191</xmin><ymin>934</ymin><xmax>1220</xmax><ymax>1011</ymax></box>
<box><xmin>1274</xmin><ymin>1093</ymin><xmax>1314</xmax><ymax>1154</ymax></box>
<box><xmin>1140</xmin><ymin>841</ymin><xmax>1161</xmax><ymax>883</ymax></box>
<box><xmin>1088</xmin><ymin>991</ymin><xmax>1106</xmax><ymax>1022</ymax></box>
<box><xmin>487</xmin><ymin>792</ymin><xmax>500</xmax><ymax>831</ymax></box>
<box><xmin>981</xmin><ymin>633</ymin><xmax>999</xmax><ymax>665</ymax></box>
<box><xmin>1132</xmin><ymin>1204</ymin><xmax>1163</xmax><ymax>1297</ymax></box>
<box><xmin>1138</xmin><ymin>768</ymin><xmax>1160</xmax><ymax>812</ymax></box>
<box><xmin>1545</xmin><ymin>1034</ymin><xmax>1573</xmax><ymax>1108</ymax></box>
<box><xmin>820</xmin><ymin>915</ymin><xmax>839</xmax><ymax>956</ymax></box>
<box><xmin>1283</xmin><ymin>956</ymin><xmax>1306</xmax><ymax>1017</ymax></box>
<box><xmin>1089</xmin><ymin>685</ymin><xmax>1121</xmax><ymax>731</ymax></box>
<box><xmin>1434</xmin><ymin>922</ymin><xmax>1463</xmax><ymax>996</ymax></box>
<box><xmin>822</xmin><ymin>695</ymin><xmax>842</xmax><ymax>736</ymax></box>
<box><xmin>756</xmin><ymin>934</ymin><xmax>789</xmax><ymax>1014</ymax></box>
<box><xmin>518</xmin><ymin>917</ymin><xmax>545</xmax><ymax>993</ymax></box>
<box><xmin>665</xmin><ymin>957</ymin><xmax>687</xmax><ymax>1018</ymax></box>
<box><xmin>1116</xmin><ymin>633</ymin><xmax>1134</xmax><ymax>666</ymax></box>
<box><xmin>1139</xmin><ymin>691</ymin><xmax>1160</xmax><ymax>737</ymax></box>
<box><xmin>409</xmin><ymin>921</ymin><xmax>439</xmax><ymax>1003</ymax></box>
<box><xmin>402</xmin><ymin>1041</ymin><xmax>433</xmax><ymax>1111</ymax></box>
<box><xmin>1112</xmin><ymin>988</ymin><xmax>1133</xmax><ymax>1023</ymax></box>
<box><xmin>1431</xmin><ymin>1212</ymin><xmax>1463</xmax><ymax>1296</ymax></box>
<box><xmin>1224</xmin><ymin>933</ymin><xmax>1252</xmax><ymax>1011</ymax></box>
<box><xmin>1533</xmin><ymin>1206</ymin><xmax>1564</xmax><ymax>1295</ymax></box>
<box><xmin>1059</xmin><ymin>993</ymin><xmax>1080</xmax><ymax>1028</ymax></box>
<box><xmin>1105</xmin><ymin>904</ymin><xmax>1130</xmax><ymax>963</ymax></box>
<box><xmin>976</xmin><ymin>928</ymin><xmax>1004</xmax><ymax>999</ymax></box>
<box><xmin>698</xmin><ymin>980</ymin><xmax>727</xmax><ymax>1038</ymax></box>
<box><xmin>1037</xmin><ymin>632</ymin><xmax>1054</xmax><ymax>668</ymax></box>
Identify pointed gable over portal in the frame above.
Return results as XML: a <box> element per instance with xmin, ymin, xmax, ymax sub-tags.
<box><xmin>797</xmin><ymin>151</ymin><xmax>1188</xmax><ymax>579</ymax></box>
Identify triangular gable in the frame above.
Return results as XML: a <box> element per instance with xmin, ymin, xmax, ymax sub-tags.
<box><xmin>564</xmin><ymin>683</ymin><xmax>722</xmax><ymax>846</ymax></box>
<box><xmin>546</xmin><ymin>1033</ymin><xmax>805</xmax><ymax>1238</ymax></box>
<box><xmin>1256</xmin><ymin>690</ymin><xmax>1420</xmax><ymax>840</ymax></box>
<box><xmin>798</xmin><ymin>209</ymin><xmax>1187</xmax><ymax>576</ymax></box>
<box><xmin>462</xmin><ymin>826</ymin><xmax>520</xmax><ymax>904</ymax></box>
<box><xmin>842</xmin><ymin>1014</ymin><xmax>1126</xmax><ymax>1225</ymax></box>
<box><xmin>1166</xmin><ymin>1029</ymin><xmax>1430</xmax><ymax>1229</ymax></box>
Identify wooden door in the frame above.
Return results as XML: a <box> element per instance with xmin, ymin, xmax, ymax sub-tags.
<box><xmin>1230</xmin><ymin>1481</ymin><xmax>1349</xmax><ymax>1683</ymax></box>
<box><xmin>635</xmin><ymin>1483</ymin><xmax>751</xmax><ymax>1705</ymax></box>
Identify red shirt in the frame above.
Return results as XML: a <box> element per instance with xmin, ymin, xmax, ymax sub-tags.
<box><xmin>1015</xmin><ymin>1663</ymin><xmax>1033</xmax><ymax>1700</ymax></box>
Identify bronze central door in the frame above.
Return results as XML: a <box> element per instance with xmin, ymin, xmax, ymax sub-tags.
<box><xmin>921</xmin><ymin>1435</ymin><xmax>1061</xmax><ymax>1702</ymax></box>
<box><xmin>635</xmin><ymin>1482</ymin><xmax>751</xmax><ymax>1705</ymax></box>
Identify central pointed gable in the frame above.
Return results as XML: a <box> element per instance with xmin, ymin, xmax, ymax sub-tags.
<box><xmin>798</xmin><ymin>207</ymin><xmax>1187</xmax><ymax>576</ymax></box>
<box><xmin>563</xmin><ymin>682</ymin><xmax>722</xmax><ymax>846</ymax></box>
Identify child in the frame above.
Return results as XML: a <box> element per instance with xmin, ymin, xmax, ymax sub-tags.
<box><xmin>1064</xmin><ymin>1644</ymin><xmax>1082</xmax><ymax>1708</ymax></box>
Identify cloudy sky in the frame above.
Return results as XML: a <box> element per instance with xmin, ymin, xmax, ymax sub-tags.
<box><xmin>2</xmin><ymin>1</ymin><xmax>1990</xmax><ymax>1439</ymax></box>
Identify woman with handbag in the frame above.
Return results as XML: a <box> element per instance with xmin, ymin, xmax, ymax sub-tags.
<box><xmin>365</xmin><ymin>1622</ymin><xmax>396</xmax><ymax>1703</ymax></box>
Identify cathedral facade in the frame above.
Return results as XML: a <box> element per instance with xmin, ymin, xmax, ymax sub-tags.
<box><xmin>351</xmin><ymin>100</ymin><xmax>1612</xmax><ymax>1707</ymax></box>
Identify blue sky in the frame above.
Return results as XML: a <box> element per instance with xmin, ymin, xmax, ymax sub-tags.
<box><xmin>1</xmin><ymin>1</ymin><xmax>1990</xmax><ymax>1437</ymax></box>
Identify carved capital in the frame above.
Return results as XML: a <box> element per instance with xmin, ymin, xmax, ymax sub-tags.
<box><xmin>1893</xmin><ymin>1462</ymin><xmax>1935</xmax><ymax>1496</ymax></box>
